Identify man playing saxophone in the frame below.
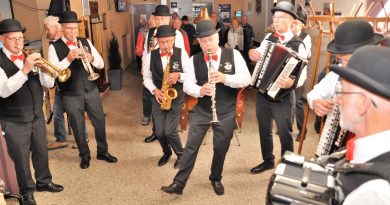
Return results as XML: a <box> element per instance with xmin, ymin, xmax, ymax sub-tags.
<box><xmin>161</xmin><ymin>20</ymin><xmax>251</xmax><ymax>196</ymax></box>
<box><xmin>143</xmin><ymin>25</ymin><xmax>189</xmax><ymax>168</ymax></box>
<box><xmin>48</xmin><ymin>10</ymin><xmax>117</xmax><ymax>169</ymax></box>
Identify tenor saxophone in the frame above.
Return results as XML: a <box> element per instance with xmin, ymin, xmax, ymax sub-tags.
<box><xmin>207</xmin><ymin>49</ymin><xmax>219</xmax><ymax>123</ymax></box>
<box><xmin>160</xmin><ymin>51</ymin><xmax>177</xmax><ymax>110</ymax></box>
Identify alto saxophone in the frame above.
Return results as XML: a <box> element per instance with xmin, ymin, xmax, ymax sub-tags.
<box><xmin>160</xmin><ymin>50</ymin><xmax>177</xmax><ymax>110</ymax></box>
<box><xmin>207</xmin><ymin>49</ymin><xmax>219</xmax><ymax>123</ymax></box>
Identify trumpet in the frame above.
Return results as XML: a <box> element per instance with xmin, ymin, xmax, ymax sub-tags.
<box><xmin>207</xmin><ymin>49</ymin><xmax>219</xmax><ymax>124</ymax></box>
<box><xmin>77</xmin><ymin>40</ymin><xmax>100</xmax><ymax>81</ymax></box>
<box><xmin>22</xmin><ymin>49</ymin><xmax>71</xmax><ymax>82</ymax></box>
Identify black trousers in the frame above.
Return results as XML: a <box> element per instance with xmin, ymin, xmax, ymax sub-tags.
<box><xmin>151</xmin><ymin>98</ymin><xmax>183</xmax><ymax>157</ymax></box>
<box><xmin>62</xmin><ymin>87</ymin><xmax>108</xmax><ymax>158</ymax></box>
<box><xmin>173</xmin><ymin>107</ymin><xmax>236</xmax><ymax>187</ymax></box>
<box><xmin>293</xmin><ymin>86</ymin><xmax>307</xmax><ymax>137</ymax></box>
<box><xmin>1</xmin><ymin>116</ymin><xmax>52</xmax><ymax>196</ymax></box>
<box><xmin>256</xmin><ymin>93</ymin><xmax>294</xmax><ymax>161</ymax></box>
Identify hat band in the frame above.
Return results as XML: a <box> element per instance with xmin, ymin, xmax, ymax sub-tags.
<box><xmin>335</xmin><ymin>37</ymin><xmax>374</xmax><ymax>51</ymax></box>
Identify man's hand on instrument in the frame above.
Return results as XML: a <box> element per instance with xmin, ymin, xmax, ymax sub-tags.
<box><xmin>67</xmin><ymin>49</ymin><xmax>81</xmax><ymax>62</ymax></box>
<box><xmin>313</xmin><ymin>99</ymin><xmax>334</xmax><ymax>117</ymax></box>
<box><xmin>249</xmin><ymin>49</ymin><xmax>262</xmax><ymax>62</ymax></box>
<box><xmin>200</xmin><ymin>83</ymin><xmax>214</xmax><ymax>97</ymax></box>
<box><xmin>168</xmin><ymin>72</ymin><xmax>180</xmax><ymax>84</ymax></box>
<box><xmin>209</xmin><ymin>70</ymin><xmax>226</xmax><ymax>84</ymax></box>
<box><xmin>22</xmin><ymin>53</ymin><xmax>42</xmax><ymax>75</ymax></box>
<box><xmin>153</xmin><ymin>88</ymin><xmax>163</xmax><ymax>103</ymax></box>
<box><xmin>85</xmin><ymin>52</ymin><xmax>94</xmax><ymax>62</ymax></box>
<box><xmin>278</xmin><ymin>75</ymin><xmax>294</xmax><ymax>89</ymax></box>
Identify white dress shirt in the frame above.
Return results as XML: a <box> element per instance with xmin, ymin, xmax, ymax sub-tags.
<box><xmin>306</xmin><ymin>71</ymin><xmax>339</xmax><ymax>109</ymax></box>
<box><xmin>143</xmin><ymin>48</ymin><xmax>190</xmax><ymax>94</ymax></box>
<box><xmin>255</xmin><ymin>30</ymin><xmax>308</xmax><ymax>87</ymax></box>
<box><xmin>184</xmin><ymin>48</ymin><xmax>251</xmax><ymax>98</ymax></box>
<box><xmin>0</xmin><ymin>47</ymin><xmax>54</xmax><ymax>98</ymax></box>
<box><xmin>342</xmin><ymin>130</ymin><xmax>390</xmax><ymax>205</ymax></box>
<box><xmin>142</xmin><ymin>29</ymin><xmax>185</xmax><ymax>69</ymax></box>
<box><xmin>47</xmin><ymin>36</ymin><xmax>104</xmax><ymax>70</ymax></box>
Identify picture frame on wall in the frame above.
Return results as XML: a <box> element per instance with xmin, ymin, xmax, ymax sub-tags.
<box><xmin>102</xmin><ymin>12</ymin><xmax>107</xmax><ymax>30</ymax></box>
<box><xmin>82</xmin><ymin>0</ymin><xmax>90</xmax><ymax>16</ymax></box>
<box><xmin>115</xmin><ymin>0</ymin><xmax>127</xmax><ymax>12</ymax></box>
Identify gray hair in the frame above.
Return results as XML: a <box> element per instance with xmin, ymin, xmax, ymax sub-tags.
<box><xmin>44</xmin><ymin>15</ymin><xmax>61</xmax><ymax>28</ymax></box>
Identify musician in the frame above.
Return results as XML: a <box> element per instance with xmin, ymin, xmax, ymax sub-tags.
<box><xmin>161</xmin><ymin>20</ymin><xmax>251</xmax><ymax>195</ymax></box>
<box><xmin>330</xmin><ymin>45</ymin><xmax>390</xmax><ymax>204</ymax></box>
<box><xmin>143</xmin><ymin>25</ymin><xmax>188</xmax><ymax>168</ymax></box>
<box><xmin>44</xmin><ymin>15</ymin><xmax>69</xmax><ymax>150</ymax></box>
<box><xmin>307</xmin><ymin>20</ymin><xmax>384</xmax><ymax>117</ymax></box>
<box><xmin>48</xmin><ymin>10</ymin><xmax>117</xmax><ymax>169</ymax></box>
<box><xmin>249</xmin><ymin>2</ymin><xmax>308</xmax><ymax>174</ymax></box>
<box><xmin>0</xmin><ymin>18</ymin><xmax>63</xmax><ymax>205</ymax></box>
<box><xmin>142</xmin><ymin>5</ymin><xmax>185</xmax><ymax>145</ymax></box>
<box><xmin>291</xmin><ymin>12</ymin><xmax>312</xmax><ymax>141</ymax></box>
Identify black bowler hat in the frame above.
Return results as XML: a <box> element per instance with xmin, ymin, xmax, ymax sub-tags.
<box><xmin>330</xmin><ymin>46</ymin><xmax>390</xmax><ymax>99</ymax></box>
<box><xmin>153</xmin><ymin>5</ymin><xmax>170</xmax><ymax>16</ymax></box>
<box><xmin>327</xmin><ymin>20</ymin><xmax>384</xmax><ymax>54</ymax></box>
<box><xmin>156</xmin><ymin>25</ymin><xmax>176</xmax><ymax>38</ymax></box>
<box><xmin>181</xmin><ymin>15</ymin><xmax>189</xmax><ymax>21</ymax></box>
<box><xmin>59</xmin><ymin>10</ymin><xmax>81</xmax><ymax>23</ymax></box>
<box><xmin>0</xmin><ymin>19</ymin><xmax>26</xmax><ymax>35</ymax></box>
<box><xmin>297</xmin><ymin>12</ymin><xmax>307</xmax><ymax>25</ymax></box>
<box><xmin>194</xmin><ymin>20</ymin><xmax>219</xmax><ymax>38</ymax></box>
<box><xmin>271</xmin><ymin>1</ymin><xmax>298</xmax><ymax>19</ymax></box>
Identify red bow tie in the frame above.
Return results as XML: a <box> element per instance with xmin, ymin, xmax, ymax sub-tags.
<box><xmin>274</xmin><ymin>32</ymin><xmax>285</xmax><ymax>41</ymax></box>
<box><xmin>10</xmin><ymin>54</ymin><xmax>25</xmax><ymax>62</ymax></box>
<box><xmin>345</xmin><ymin>136</ymin><xmax>357</xmax><ymax>161</ymax></box>
<box><xmin>204</xmin><ymin>54</ymin><xmax>218</xmax><ymax>62</ymax></box>
<box><xmin>160</xmin><ymin>52</ymin><xmax>172</xmax><ymax>58</ymax></box>
<box><xmin>66</xmin><ymin>41</ymin><xmax>77</xmax><ymax>46</ymax></box>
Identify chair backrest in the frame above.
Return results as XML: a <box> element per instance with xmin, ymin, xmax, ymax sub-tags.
<box><xmin>0</xmin><ymin>127</ymin><xmax>19</xmax><ymax>194</ymax></box>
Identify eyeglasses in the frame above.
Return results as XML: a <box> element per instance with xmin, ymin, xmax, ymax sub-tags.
<box><xmin>4</xmin><ymin>36</ymin><xmax>24</xmax><ymax>42</ymax></box>
<box><xmin>335</xmin><ymin>91</ymin><xmax>378</xmax><ymax>108</ymax></box>
<box><xmin>63</xmin><ymin>27</ymin><xmax>78</xmax><ymax>31</ymax></box>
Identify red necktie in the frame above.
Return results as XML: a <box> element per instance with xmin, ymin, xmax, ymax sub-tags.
<box><xmin>204</xmin><ymin>54</ymin><xmax>218</xmax><ymax>62</ymax></box>
<box><xmin>273</xmin><ymin>32</ymin><xmax>285</xmax><ymax>41</ymax></box>
<box><xmin>345</xmin><ymin>136</ymin><xmax>357</xmax><ymax>161</ymax></box>
<box><xmin>160</xmin><ymin>52</ymin><xmax>172</xmax><ymax>58</ymax></box>
<box><xmin>66</xmin><ymin>41</ymin><xmax>77</xmax><ymax>46</ymax></box>
<box><xmin>10</xmin><ymin>54</ymin><xmax>25</xmax><ymax>62</ymax></box>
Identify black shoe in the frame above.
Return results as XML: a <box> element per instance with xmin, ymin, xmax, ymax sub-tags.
<box><xmin>158</xmin><ymin>154</ymin><xmax>171</xmax><ymax>166</ymax></box>
<box><xmin>80</xmin><ymin>155</ymin><xmax>91</xmax><ymax>169</ymax></box>
<box><xmin>295</xmin><ymin>133</ymin><xmax>306</xmax><ymax>142</ymax></box>
<box><xmin>36</xmin><ymin>182</ymin><xmax>64</xmax><ymax>192</ymax></box>
<box><xmin>174</xmin><ymin>156</ymin><xmax>181</xmax><ymax>169</ymax></box>
<box><xmin>22</xmin><ymin>194</ymin><xmax>37</xmax><ymax>205</ymax></box>
<box><xmin>211</xmin><ymin>181</ymin><xmax>224</xmax><ymax>195</ymax></box>
<box><xmin>97</xmin><ymin>152</ymin><xmax>118</xmax><ymax>163</ymax></box>
<box><xmin>144</xmin><ymin>134</ymin><xmax>157</xmax><ymax>143</ymax></box>
<box><xmin>161</xmin><ymin>182</ymin><xmax>183</xmax><ymax>195</ymax></box>
<box><xmin>250</xmin><ymin>160</ymin><xmax>275</xmax><ymax>174</ymax></box>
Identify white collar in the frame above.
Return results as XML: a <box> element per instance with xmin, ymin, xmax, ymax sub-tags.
<box><xmin>352</xmin><ymin>130</ymin><xmax>390</xmax><ymax>163</ymax></box>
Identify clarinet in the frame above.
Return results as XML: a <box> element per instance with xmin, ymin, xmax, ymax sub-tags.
<box><xmin>207</xmin><ymin>49</ymin><xmax>220</xmax><ymax>124</ymax></box>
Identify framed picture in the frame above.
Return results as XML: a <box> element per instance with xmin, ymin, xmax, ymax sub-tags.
<box><xmin>116</xmin><ymin>0</ymin><xmax>127</xmax><ymax>12</ymax></box>
<box><xmin>82</xmin><ymin>0</ymin><xmax>90</xmax><ymax>16</ymax></box>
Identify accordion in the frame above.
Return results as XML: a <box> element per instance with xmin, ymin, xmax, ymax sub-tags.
<box><xmin>250</xmin><ymin>41</ymin><xmax>307</xmax><ymax>101</ymax></box>
<box><xmin>266</xmin><ymin>151</ymin><xmax>337</xmax><ymax>205</ymax></box>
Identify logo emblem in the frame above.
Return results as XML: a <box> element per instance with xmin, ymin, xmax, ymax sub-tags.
<box><xmin>172</xmin><ymin>62</ymin><xmax>180</xmax><ymax>70</ymax></box>
<box><xmin>224</xmin><ymin>62</ymin><xmax>232</xmax><ymax>72</ymax></box>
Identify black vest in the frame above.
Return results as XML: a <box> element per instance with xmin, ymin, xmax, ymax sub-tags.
<box><xmin>52</xmin><ymin>38</ymin><xmax>96</xmax><ymax>95</ymax></box>
<box><xmin>0</xmin><ymin>50</ymin><xmax>43</xmax><ymax>122</ymax></box>
<box><xmin>298</xmin><ymin>32</ymin><xmax>308</xmax><ymax>42</ymax></box>
<box><xmin>147</xmin><ymin>27</ymin><xmax>157</xmax><ymax>53</ymax></box>
<box><xmin>150</xmin><ymin>47</ymin><xmax>184</xmax><ymax>102</ymax></box>
<box><xmin>338</xmin><ymin>151</ymin><xmax>390</xmax><ymax>196</ymax></box>
<box><xmin>193</xmin><ymin>48</ymin><xmax>237</xmax><ymax>115</ymax></box>
<box><xmin>267</xmin><ymin>32</ymin><xmax>302</xmax><ymax>52</ymax></box>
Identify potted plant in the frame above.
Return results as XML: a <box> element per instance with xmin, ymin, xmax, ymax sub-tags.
<box><xmin>107</xmin><ymin>32</ymin><xmax>123</xmax><ymax>90</ymax></box>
